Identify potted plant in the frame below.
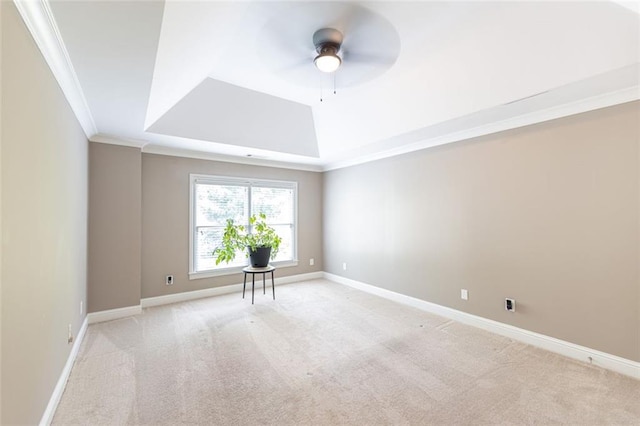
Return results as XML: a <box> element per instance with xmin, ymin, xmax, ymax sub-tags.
<box><xmin>213</xmin><ymin>212</ymin><xmax>282</xmax><ymax>268</ymax></box>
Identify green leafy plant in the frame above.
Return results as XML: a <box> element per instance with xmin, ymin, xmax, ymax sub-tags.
<box><xmin>213</xmin><ymin>213</ymin><xmax>282</xmax><ymax>265</ymax></box>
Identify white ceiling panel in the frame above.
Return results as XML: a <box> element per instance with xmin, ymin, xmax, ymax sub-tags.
<box><xmin>147</xmin><ymin>78</ymin><xmax>319</xmax><ymax>157</ymax></box>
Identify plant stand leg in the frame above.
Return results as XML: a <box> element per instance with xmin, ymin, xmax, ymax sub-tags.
<box><xmin>252</xmin><ymin>273</ymin><xmax>255</xmax><ymax>305</ymax></box>
<box><xmin>242</xmin><ymin>273</ymin><xmax>247</xmax><ymax>299</ymax></box>
<box><xmin>271</xmin><ymin>270</ymin><xmax>275</xmax><ymax>300</ymax></box>
<box><xmin>263</xmin><ymin>272</ymin><xmax>266</xmax><ymax>294</ymax></box>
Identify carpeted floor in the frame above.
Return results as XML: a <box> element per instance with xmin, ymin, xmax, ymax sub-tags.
<box><xmin>53</xmin><ymin>279</ymin><xmax>640</xmax><ymax>425</ymax></box>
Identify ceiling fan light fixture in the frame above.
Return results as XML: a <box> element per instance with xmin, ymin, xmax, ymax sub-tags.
<box><xmin>312</xmin><ymin>29</ymin><xmax>343</xmax><ymax>73</ymax></box>
<box><xmin>314</xmin><ymin>50</ymin><xmax>341</xmax><ymax>73</ymax></box>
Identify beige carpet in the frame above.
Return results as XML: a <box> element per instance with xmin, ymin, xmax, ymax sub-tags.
<box><xmin>53</xmin><ymin>280</ymin><xmax>640</xmax><ymax>425</ymax></box>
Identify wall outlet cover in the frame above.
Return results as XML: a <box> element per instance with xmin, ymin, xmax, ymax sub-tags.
<box><xmin>505</xmin><ymin>298</ymin><xmax>516</xmax><ymax>312</ymax></box>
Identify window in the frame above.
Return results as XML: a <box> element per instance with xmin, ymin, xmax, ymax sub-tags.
<box><xmin>189</xmin><ymin>174</ymin><xmax>297</xmax><ymax>278</ymax></box>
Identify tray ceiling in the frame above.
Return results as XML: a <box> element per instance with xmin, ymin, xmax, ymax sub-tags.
<box><xmin>33</xmin><ymin>1</ymin><xmax>640</xmax><ymax>170</ymax></box>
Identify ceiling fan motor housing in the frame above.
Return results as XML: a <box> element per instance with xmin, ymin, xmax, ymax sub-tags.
<box><xmin>313</xmin><ymin>28</ymin><xmax>344</xmax><ymax>54</ymax></box>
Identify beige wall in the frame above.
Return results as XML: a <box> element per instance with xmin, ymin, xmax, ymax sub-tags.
<box><xmin>141</xmin><ymin>154</ymin><xmax>323</xmax><ymax>298</ymax></box>
<box><xmin>88</xmin><ymin>143</ymin><xmax>141</xmax><ymax>312</ymax></box>
<box><xmin>324</xmin><ymin>101</ymin><xmax>640</xmax><ymax>362</ymax></box>
<box><xmin>1</xmin><ymin>2</ymin><xmax>88</xmax><ymax>424</ymax></box>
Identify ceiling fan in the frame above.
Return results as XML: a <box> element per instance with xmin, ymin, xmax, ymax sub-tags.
<box><xmin>257</xmin><ymin>3</ymin><xmax>401</xmax><ymax>89</ymax></box>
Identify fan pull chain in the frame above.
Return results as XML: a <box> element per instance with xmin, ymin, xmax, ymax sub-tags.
<box><xmin>319</xmin><ymin>73</ymin><xmax>338</xmax><ymax>102</ymax></box>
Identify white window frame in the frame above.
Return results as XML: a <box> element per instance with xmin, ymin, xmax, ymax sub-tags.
<box><xmin>189</xmin><ymin>174</ymin><xmax>298</xmax><ymax>280</ymax></box>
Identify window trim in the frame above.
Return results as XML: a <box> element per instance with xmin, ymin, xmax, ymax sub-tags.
<box><xmin>188</xmin><ymin>174</ymin><xmax>298</xmax><ymax>280</ymax></box>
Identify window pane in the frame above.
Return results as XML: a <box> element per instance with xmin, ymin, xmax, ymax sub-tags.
<box><xmin>271</xmin><ymin>225</ymin><xmax>293</xmax><ymax>262</ymax></box>
<box><xmin>196</xmin><ymin>184</ymin><xmax>248</xmax><ymax>227</ymax></box>
<box><xmin>251</xmin><ymin>187</ymin><xmax>294</xmax><ymax>224</ymax></box>
<box><xmin>195</xmin><ymin>226</ymin><xmax>247</xmax><ymax>271</ymax></box>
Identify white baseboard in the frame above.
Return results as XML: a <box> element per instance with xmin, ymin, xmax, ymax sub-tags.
<box><xmin>84</xmin><ymin>272</ymin><xmax>324</xmax><ymax>316</ymax></box>
<box><xmin>86</xmin><ymin>305</ymin><xmax>142</xmax><ymax>324</ymax></box>
<box><xmin>142</xmin><ymin>283</ymin><xmax>244</xmax><ymax>308</ymax></box>
<box><xmin>276</xmin><ymin>271</ymin><xmax>324</xmax><ymax>284</ymax></box>
<box><xmin>39</xmin><ymin>317</ymin><xmax>89</xmax><ymax>426</ymax></box>
<box><xmin>142</xmin><ymin>271</ymin><xmax>323</xmax><ymax>308</ymax></box>
<box><xmin>324</xmin><ymin>272</ymin><xmax>640</xmax><ymax>380</ymax></box>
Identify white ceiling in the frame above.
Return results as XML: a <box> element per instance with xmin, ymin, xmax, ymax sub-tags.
<box><xmin>38</xmin><ymin>1</ymin><xmax>640</xmax><ymax>170</ymax></box>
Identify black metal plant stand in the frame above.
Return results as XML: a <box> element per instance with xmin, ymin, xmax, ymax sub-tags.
<box><xmin>242</xmin><ymin>265</ymin><xmax>276</xmax><ymax>304</ymax></box>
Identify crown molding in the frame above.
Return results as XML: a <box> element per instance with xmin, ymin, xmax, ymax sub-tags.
<box><xmin>142</xmin><ymin>145</ymin><xmax>324</xmax><ymax>172</ymax></box>
<box><xmin>13</xmin><ymin>0</ymin><xmax>97</xmax><ymax>137</ymax></box>
<box><xmin>90</xmin><ymin>134</ymin><xmax>148</xmax><ymax>149</ymax></box>
<box><xmin>90</xmin><ymin>134</ymin><xmax>324</xmax><ymax>172</ymax></box>
<box><xmin>322</xmin><ymin>85</ymin><xmax>640</xmax><ymax>171</ymax></box>
<box><xmin>90</xmin><ymin>137</ymin><xmax>324</xmax><ymax>172</ymax></box>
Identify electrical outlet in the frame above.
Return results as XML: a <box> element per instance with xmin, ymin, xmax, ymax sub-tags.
<box><xmin>67</xmin><ymin>324</ymin><xmax>74</xmax><ymax>344</ymax></box>
<box><xmin>505</xmin><ymin>298</ymin><xmax>516</xmax><ymax>312</ymax></box>
<box><xmin>461</xmin><ymin>289</ymin><xmax>468</xmax><ymax>300</ymax></box>
<box><xmin>342</xmin><ymin>262</ymin><xmax>347</xmax><ymax>271</ymax></box>
<box><xmin>165</xmin><ymin>275</ymin><xmax>174</xmax><ymax>285</ymax></box>
<box><xmin>309</xmin><ymin>258</ymin><xmax>315</xmax><ymax>266</ymax></box>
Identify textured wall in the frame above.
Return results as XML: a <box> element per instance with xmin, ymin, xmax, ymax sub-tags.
<box><xmin>88</xmin><ymin>143</ymin><xmax>141</xmax><ymax>312</ymax></box>
<box><xmin>323</xmin><ymin>102</ymin><xmax>639</xmax><ymax>362</ymax></box>
<box><xmin>141</xmin><ymin>154</ymin><xmax>323</xmax><ymax>298</ymax></box>
<box><xmin>1</xmin><ymin>2</ymin><xmax>88</xmax><ymax>423</ymax></box>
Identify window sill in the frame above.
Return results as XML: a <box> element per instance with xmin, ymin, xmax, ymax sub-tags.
<box><xmin>189</xmin><ymin>260</ymin><xmax>299</xmax><ymax>280</ymax></box>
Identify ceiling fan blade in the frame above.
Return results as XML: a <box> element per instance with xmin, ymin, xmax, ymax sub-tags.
<box><xmin>258</xmin><ymin>20</ymin><xmax>313</xmax><ymax>76</ymax></box>
<box><xmin>331</xmin><ymin>3</ymin><xmax>368</xmax><ymax>35</ymax></box>
<box><xmin>258</xmin><ymin>4</ymin><xmax>318</xmax><ymax>62</ymax></box>
<box><xmin>261</xmin><ymin>27</ymin><xmax>310</xmax><ymax>58</ymax></box>
<box><xmin>275</xmin><ymin>58</ymin><xmax>311</xmax><ymax>74</ymax></box>
<box><xmin>343</xmin><ymin>51</ymin><xmax>398</xmax><ymax>67</ymax></box>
